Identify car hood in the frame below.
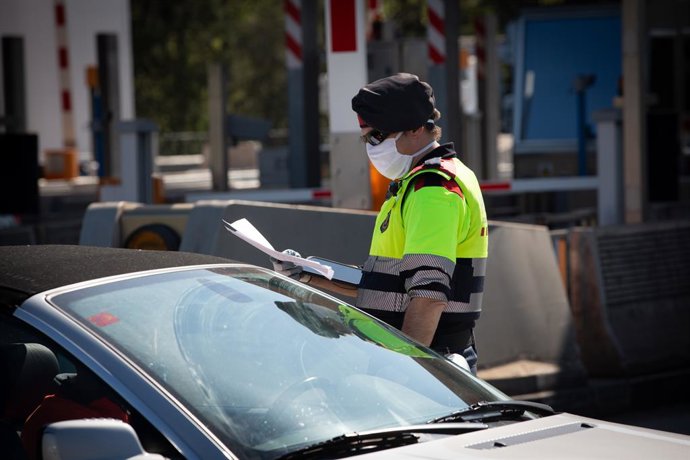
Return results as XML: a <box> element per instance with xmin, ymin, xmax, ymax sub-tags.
<box><xmin>357</xmin><ymin>413</ymin><xmax>690</xmax><ymax>459</ymax></box>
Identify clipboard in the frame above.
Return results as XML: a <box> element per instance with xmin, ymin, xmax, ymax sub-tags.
<box><xmin>303</xmin><ymin>256</ymin><xmax>363</xmax><ymax>287</ymax></box>
<box><xmin>222</xmin><ymin>218</ymin><xmax>362</xmax><ymax>286</ymax></box>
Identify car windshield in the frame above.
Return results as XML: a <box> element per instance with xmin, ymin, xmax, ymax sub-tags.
<box><xmin>50</xmin><ymin>266</ymin><xmax>505</xmax><ymax>458</ymax></box>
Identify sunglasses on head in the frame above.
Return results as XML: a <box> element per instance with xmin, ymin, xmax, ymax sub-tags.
<box><xmin>361</xmin><ymin>128</ymin><xmax>390</xmax><ymax>146</ymax></box>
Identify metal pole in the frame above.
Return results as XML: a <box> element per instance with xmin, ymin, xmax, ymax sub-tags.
<box><xmin>443</xmin><ymin>0</ymin><xmax>461</xmax><ymax>148</ymax></box>
<box><xmin>97</xmin><ymin>33</ymin><xmax>121</xmax><ymax>179</ymax></box>
<box><xmin>208</xmin><ymin>63</ymin><xmax>229</xmax><ymax>192</ymax></box>
<box><xmin>483</xmin><ymin>13</ymin><xmax>500</xmax><ymax>181</ymax></box>
<box><xmin>302</xmin><ymin>0</ymin><xmax>320</xmax><ymax>187</ymax></box>
<box><xmin>1</xmin><ymin>37</ymin><xmax>26</xmax><ymax>133</ymax></box>
<box><xmin>286</xmin><ymin>0</ymin><xmax>305</xmax><ymax>187</ymax></box>
<box><xmin>137</xmin><ymin>126</ymin><xmax>157</xmax><ymax>204</ymax></box>
<box><xmin>576</xmin><ymin>88</ymin><xmax>587</xmax><ymax>176</ymax></box>
<box><xmin>286</xmin><ymin>0</ymin><xmax>320</xmax><ymax>187</ymax></box>
<box><xmin>475</xmin><ymin>16</ymin><xmax>487</xmax><ymax>178</ymax></box>
<box><xmin>86</xmin><ymin>66</ymin><xmax>106</xmax><ymax>177</ymax></box>
<box><xmin>622</xmin><ymin>0</ymin><xmax>647</xmax><ymax>223</ymax></box>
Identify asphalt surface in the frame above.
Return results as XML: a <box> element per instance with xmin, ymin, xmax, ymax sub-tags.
<box><xmin>485</xmin><ymin>364</ymin><xmax>690</xmax><ymax>438</ymax></box>
<box><xmin>603</xmin><ymin>401</ymin><xmax>690</xmax><ymax>435</ymax></box>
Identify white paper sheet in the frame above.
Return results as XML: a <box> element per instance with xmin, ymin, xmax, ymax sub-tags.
<box><xmin>222</xmin><ymin>218</ymin><xmax>334</xmax><ymax>279</ymax></box>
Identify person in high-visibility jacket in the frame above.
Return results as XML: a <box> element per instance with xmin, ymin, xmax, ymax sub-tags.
<box><xmin>272</xmin><ymin>73</ymin><xmax>488</xmax><ymax>373</ymax></box>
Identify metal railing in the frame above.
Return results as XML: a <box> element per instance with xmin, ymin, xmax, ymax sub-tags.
<box><xmin>158</xmin><ymin>131</ymin><xmax>208</xmax><ymax>156</ymax></box>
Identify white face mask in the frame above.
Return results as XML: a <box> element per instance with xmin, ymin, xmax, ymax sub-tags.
<box><xmin>366</xmin><ymin>133</ymin><xmax>438</xmax><ymax>180</ymax></box>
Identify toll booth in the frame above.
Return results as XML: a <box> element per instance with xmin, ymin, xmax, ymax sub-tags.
<box><xmin>509</xmin><ymin>6</ymin><xmax>622</xmax><ymax>178</ymax></box>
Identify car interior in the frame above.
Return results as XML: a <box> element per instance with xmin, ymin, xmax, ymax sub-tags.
<box><xmin>0</xmin><ymin>313</ymin><xmax>182</xmax><ymax>460</ymax></box>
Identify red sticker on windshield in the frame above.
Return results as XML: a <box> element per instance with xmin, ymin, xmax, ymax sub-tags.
<box><xmin>88</xmin><ymin>312</ymin><xmax>120</xmax><ymax>327</ymax></box>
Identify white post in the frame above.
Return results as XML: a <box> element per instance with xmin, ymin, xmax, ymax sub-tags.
<box><xmin>53</xmin><ymin>0</ymin><xmax>76</xmax><ymax>148</ymax></box>
<box><xmin>594</xmin><ymin>108</ymin><xmax>623</xmax><ymax>226</ymax></box>
<box><xmin>324</xmin><ymin>0</ymin><xmax>369</xmax><ymax>209</ymax></box>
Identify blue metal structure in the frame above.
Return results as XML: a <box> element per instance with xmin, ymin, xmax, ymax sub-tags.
<box><xmin>511</xmin><ymin>6</ymin><xmax>621</xmax><ymax>156</ymax></box>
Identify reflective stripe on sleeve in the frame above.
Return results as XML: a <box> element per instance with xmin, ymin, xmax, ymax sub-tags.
<box><xmin>357</xmin><ymin>255</ymin><xmax>486</xmax><ymax>314</ymax></box>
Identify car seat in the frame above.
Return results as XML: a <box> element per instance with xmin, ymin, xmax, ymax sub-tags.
<box><xmin>0</xmin><ymin>343</ymin><xmax>59</xmax><ymax>460</ymax></box>
<box><xmin>21</xmin><ymin>367</ymin><xmax>130</xmax><ymax>460</ymax></box>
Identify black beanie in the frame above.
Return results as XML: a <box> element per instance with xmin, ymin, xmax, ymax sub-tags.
<box><xmin>351</xmin><ymin>73</ymin><xmax>436</xmax><ymax>132</ymax></box>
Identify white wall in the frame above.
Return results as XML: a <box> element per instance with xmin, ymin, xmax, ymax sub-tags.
<box><xmin>0</xmin><ymin>0</ymin><xmax>134</xmax><ymax>162</ymax></box>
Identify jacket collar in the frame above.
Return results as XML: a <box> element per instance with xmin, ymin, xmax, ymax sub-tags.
<box><xmin>386</xmin><ymin>143</ymin><xmax>458</xmax><ymax>198</ymax></box>
<box><xmin>415</xmin><ymin>143</ymin><xmax>457</xmax><ymax>167</ymax></box>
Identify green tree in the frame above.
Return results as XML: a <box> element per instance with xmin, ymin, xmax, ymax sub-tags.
<box><xmin>131</xmin><ymin>0</ymin><xmax>287</xmax><ymax>134</ymax></box>
<box><xmin>131</xmin><ymin>0</ymin><xmax>600</xmax><ymax>137</ymax></box>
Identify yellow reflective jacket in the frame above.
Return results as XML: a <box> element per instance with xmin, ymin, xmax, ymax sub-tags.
<box><xmin>357</xmin><ymin>144</ymin><xmax>488</xmax><ymax>316</ymax></box>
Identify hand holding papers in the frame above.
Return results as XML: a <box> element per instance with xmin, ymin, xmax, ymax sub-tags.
<box><xmin>222</xmin><ymin>218</ymin><xmax>335</xmax><ymax>280</ymax></box>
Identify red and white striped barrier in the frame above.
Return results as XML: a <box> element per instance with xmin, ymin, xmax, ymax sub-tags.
<box><xmin>325</xmin><ymin>0</ymin><xmax>365</xmax><ymax>133</ymax></box>
<box><xmin>427</xmin><ymin>0</ymin><xmax>446</xmax><ymax>65</ymax></box>
<box><xmin>284</xmin><ymin>0</ymin><xmax>302</xmax><ymax>69</ymax></box>
<box><xmin>54</xmin><ymin>0</ymin><xmax>75</xmax><ymax>147</ymax></box>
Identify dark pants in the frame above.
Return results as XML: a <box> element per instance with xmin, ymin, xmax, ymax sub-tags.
<box><xmin>462</xmin><ymin>343</ymin><xmax>478</xmax><ymax>375</ymax></box>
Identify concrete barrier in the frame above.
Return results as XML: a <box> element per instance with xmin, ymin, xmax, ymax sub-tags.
<box><xmin>180</xmin><ymin>200</ymin><xmax>376</xmax><ymax>266</ymax></box>
<box><xmin>79</xmin><ymin>201</ymin><xmax>192</xmax><ymax>250</ymax></box>
<box><xmin>79</xmin><ymin>202</ymin><xmax>142</xmax><ymax>247</ymax></box>
<box><xmin>568</xmin><ymin>220</ymin><xmax>690</xmax><ymax>377</ymax></box>
<box><xmin>476</xmin><ymin>222</ymin><xmax>585</xmax><ymax>378</ymax></box>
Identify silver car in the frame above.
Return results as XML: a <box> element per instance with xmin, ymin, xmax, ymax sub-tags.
<box><xmin>1</xmin><ymin>245</ymin><xmax>688</xmax><ymax>459</ymax></box>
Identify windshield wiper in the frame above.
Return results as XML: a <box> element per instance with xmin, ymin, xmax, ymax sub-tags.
<box><xmin>427</xmin><ymin>400</ymin><xmax>555</xmax><ymax>424</ymax></box>
<box><xmin>278</xmin><ymin>423</ymin><xmax>488</xmax><ymax>459</ymax></box>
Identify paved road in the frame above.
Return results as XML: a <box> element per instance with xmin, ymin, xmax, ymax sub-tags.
<box><xmin>604</xmin><ymin>401</ymin><xmax>690</xmax><ymax>435</ymax></box>
<box><xmin>499</xmin><ymin>368</ymin><xmax>690</xmax><ymax>438</ymax></box>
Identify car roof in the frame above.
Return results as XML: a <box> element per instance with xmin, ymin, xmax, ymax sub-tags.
<box><xmin>0</xmin><ymin>244</ymin><xmax>234</xmax><ymax>306</ymax></box>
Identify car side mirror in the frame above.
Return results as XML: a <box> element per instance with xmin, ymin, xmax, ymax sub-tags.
<box><xmin>42</xmin><ymin>419</ymin><xmax>166</xmax><ymax>460</ymax></box>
